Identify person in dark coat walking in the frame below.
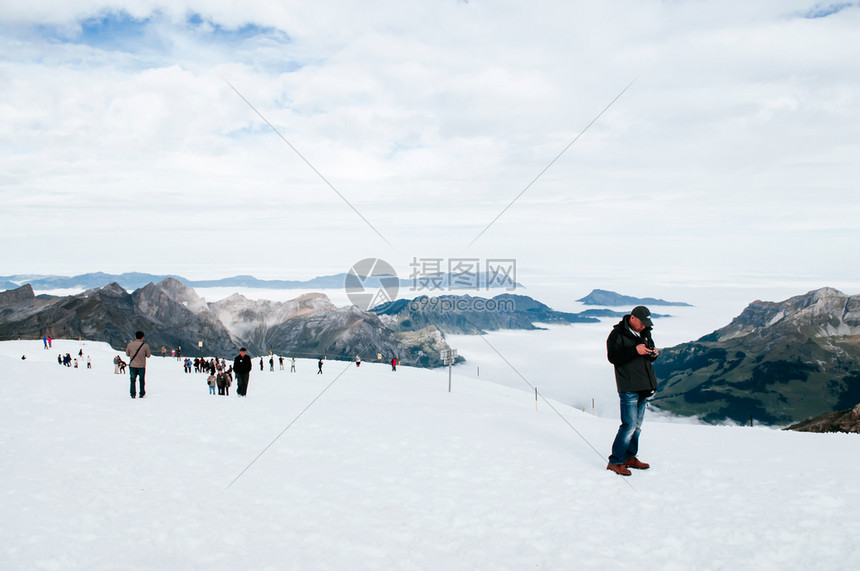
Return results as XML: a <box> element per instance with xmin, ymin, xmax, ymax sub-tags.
<box><xmin>216</xmin><ymin>370</ymin><xmax>225</xmax><ymax>395</ymax></box>
<box><xmin>606</xmin><ymin>306</ymin><xmax>658</xmax><ymax>476</ymax></box>
<box><xmin>317</xmin><ymin>358</ymin><xmax>324</xmax><ymax>374</ymax></box>
<box><xmin>234</xmin><ymin>348</ymin><xmax>253</xmax><ymax>397</ymax></box>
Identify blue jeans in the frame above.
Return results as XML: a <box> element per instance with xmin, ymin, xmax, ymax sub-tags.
<box><xmin>609</xmin><ymin>392</ymin><xmax>648</xmax><ymax>465</ymax></box>
<box><xmin>129</xmin><ymin>367</ymin><xmax>146</xmax><ymax>397</ymax></box>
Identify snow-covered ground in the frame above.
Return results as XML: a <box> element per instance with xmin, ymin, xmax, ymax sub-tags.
<box><xmin>2</xmin><ymin>339</ymin><xmax>858</xmax><ymax>570</ymax></box>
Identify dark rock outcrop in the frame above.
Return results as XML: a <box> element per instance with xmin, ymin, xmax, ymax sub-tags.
<box><xmin>0</xmin><ymin>284</ymin><xmax>36</xmax><ymax>307</ymax></box>
<box><xmin>785</xmin><ymin>403</ymin><xmax>860</xmax><ymax>434</ymax></box>
<box><xmin>0</xmin><ymin>281</ymin><xmax>238</xmax><ymax>357</ymax></box>
<box><xmin>371</xmin><ymin>293</ymin><xmax>598</xmax><ymax>335</ymax></box>
<box><xmin>577</xmin><ymin>289</ymin><xmax>692</xmax><ymax>307</ymax></box>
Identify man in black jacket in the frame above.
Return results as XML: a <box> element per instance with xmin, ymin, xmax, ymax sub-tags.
<box><xmin>233</xmin><ymin>347</ymin><xmax>253</xmax><ymax>397</ymax></box>
<box><xmin>606</xmin><ymin>306</ymin><xmax>658</xmax><ymax>476</ymax></box>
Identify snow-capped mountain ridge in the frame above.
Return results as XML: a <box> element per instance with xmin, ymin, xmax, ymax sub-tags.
<box><xmin>0</xmin><ymin>280</ymin><xmax>454</xmax><ymax>365</ymax></box>
<box><xmin>717</xmin><ymin>287</ymin><xmax>860</xmax><ymax>341</ymax></box>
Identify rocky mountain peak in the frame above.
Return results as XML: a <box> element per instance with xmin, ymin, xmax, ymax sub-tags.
<box><xmin>294</xmin><ymin>292</ymin><xmax>334</xmax><ymax>305</ymax></box>
<box><xmin>156</xmin><ymin>276</ymin><xmax>186</xmax><ymax>291</ymax></box>
<box><xmin>150</xmin><ymin>278</ymin><xmax>209</xmax><ymax>314</ymax></box>
<box><xmin>714</xmin><ymin>287</ymin><xmax>860</xmax><ymax>342</ymax></box>
<box><xmin>0</xmin><ymin>284</ymin><xmax>35</xmax><ymax>307</ymax></box>
<box><xmin>97</xmin><ymin>282</ymin><xmax>129</xmax><ymax>297</ymax></box>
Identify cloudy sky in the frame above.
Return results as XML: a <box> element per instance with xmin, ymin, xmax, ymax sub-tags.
<box><xmin>2</xmin><ymin>1</ymin><xmax>858</xmax><ymax>293</ymax></box>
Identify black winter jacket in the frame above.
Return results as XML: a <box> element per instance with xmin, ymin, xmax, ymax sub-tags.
<box><xmin>233</xmin><ymin>354</ymin><xmax>253</xmax><ymax>375</ymax></box>
<box><xmin>606</xmin><ymin>316</ymin><xmax>658</xmax><ymax>394</ymax></box>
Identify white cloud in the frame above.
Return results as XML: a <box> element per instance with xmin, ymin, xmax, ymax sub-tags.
<box><xmin>1</xmin><ymin>1</ymin><xmax>859</xmax><ymax>289</ymax></box>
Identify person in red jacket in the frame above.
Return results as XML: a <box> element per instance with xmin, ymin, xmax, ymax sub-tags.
<box><xmin>391</xmin><ymin>357</ymin><xmax>397</xmax><ymax>372</ymax></box>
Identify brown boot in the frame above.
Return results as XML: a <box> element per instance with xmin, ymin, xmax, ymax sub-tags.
<box><xmin>606</xmin><ymin>462</ymin><xmax>632</xmax><ymax>476</ymax></box>
<box><xmin>624</xmin><ymin>457</ymin><xmax>650</xmax><ymax>470</ymax></box>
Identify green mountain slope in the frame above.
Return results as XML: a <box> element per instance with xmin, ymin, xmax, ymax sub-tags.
<box><xmin>651</xmin><ymin>288</ymin><xmax>860</xmax><ymax>425</ymax></box>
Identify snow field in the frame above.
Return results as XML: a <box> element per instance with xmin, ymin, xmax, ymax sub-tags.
<box><xmin>2</xmin><ymin>339</ymin><xmax>859</xmax><ymax>570</ymax></box>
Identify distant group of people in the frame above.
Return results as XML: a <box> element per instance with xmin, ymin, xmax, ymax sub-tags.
<box><xmin>189</xmin><ymin>355</ymin><xmax>236</xmax><ymax>396</ymax></box>
<box><xmin>177</xmin><ymin>346</ymin><xmax>255</xmax><ymax>397</ymax></box>
<box><xmin>183</xmin><ymin>357</ymin><xmax>230</xmax><ymax>375</ymax></box>
<box><xmin>171</xmin><ymin>350</ymin><xmax>303</xmax><ymax>396</ymax></box>
<box><xmin>256</xmin><ymin>355</ymin><xmax>297</xmax><ymax>373</ymax></box>
<box><xmin>58</xmin><ymin>348</ymin><xmax>91</xmax><ymax>369</ymax></box>
<box><xmin>30</xmin><ymin>331</ymin><xmax>404</xmax><ymax>406</ymax></box>
<box><xmin>353</xmin><ymin>356</ymin><xmax>397</xmax><ymax>371</ymax></box>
